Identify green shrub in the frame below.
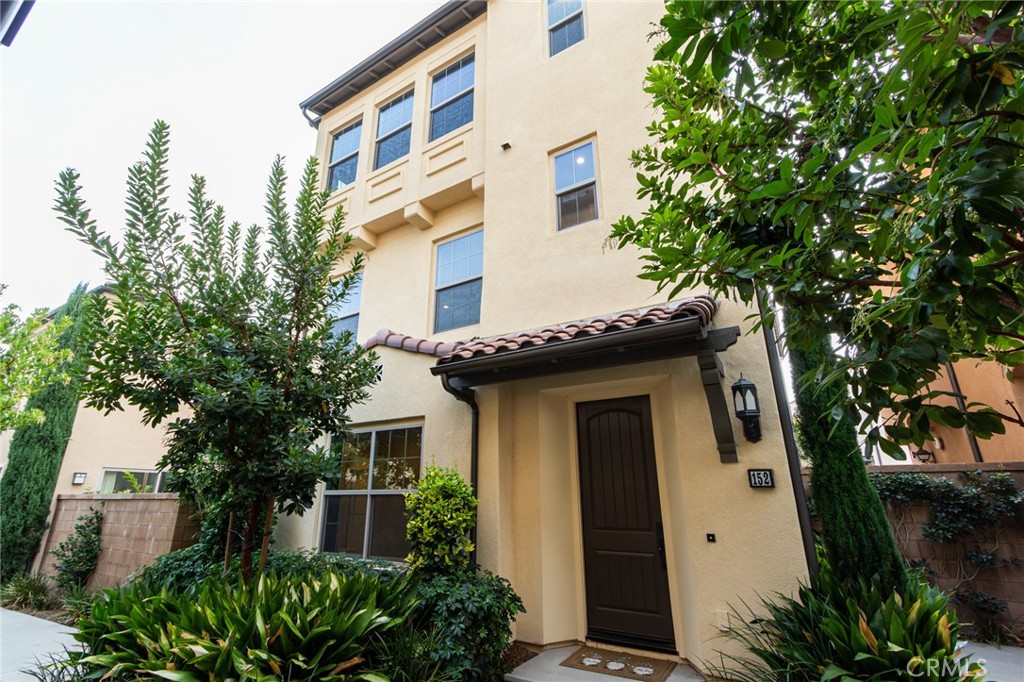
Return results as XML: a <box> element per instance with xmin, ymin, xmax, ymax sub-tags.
<box><xmin>136</xmin><ymin>545</ymin><xmax>401</xmax><ymax>594</ymax></box>
<box><xmin>74</xmin><ymin>569</ymin><xmax>418</xmax><ymax>681</ymax></box>
<box><xmin>58</xmin><ymin>585</ymin><xmax>96</xmax><ymax>625</ymax></box>
<box><xmin>368</xmin><ymin>625</ymin><xmax>460</xmax><ymax>682</ymax></box>
<box><xmin>405</xmin><ymin>466</ymin><xmax>477</xmax><ymax>574</ymax></box>
<box><xmin>50</xmin><ymin>507</ymin><xmax>103</xmax><ymax>593</ymax></box>
<box><xmin>0</xmin><ymin>574</ymin><xmax>58</xmax><ymax>610</ymax></box>
<box><xmin>415</xmin><ymin>571</ymin><xmax>525</xmax><ymax>681</ymax></box>
<box><xmin>713</xmin><ymin>559</ymin><xmax>982</xmax><ymax>681</ymax></box>
<box><xmin>132</xmin><ymin>542</ymin><xmax>219</xmax><ymax>593</ymax></box>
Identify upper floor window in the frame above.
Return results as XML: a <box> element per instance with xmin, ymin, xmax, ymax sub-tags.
<box><xmin>327</xmin><ymin>120</ymin><xmax>362</xmax><ymax>191</ymax></box>
<box><xmin>547</xmin><ymin>0</ymin><xmax>584</xmax><ymax>56</ymax></box>
<box><xmin>554</xmin><ymin>141</ymin><xmax>598</xmax><ymax>230</ymax></box>
<box><xmin>321</xmin><ymin>426</ymin><xmax>422</xmax><ymax>561</ymax></box>
<box><xmin>434</xmin><ymin>230</ymin><xmax>483</xmax><ymax>333</ymax></box>
<box><xmin>374</xmin><ymin>90</ymin><xmax>414</xmax><ymax>170</ymax></box>
<box><xmin>430</xmin><ymin>53</ymin><xmax>475</xmax><ymax>142</ymax></box>
<box><xmin>329</xmin><ymin>273</ymin><xmax>363</xmax><ymax>342</ymax></box>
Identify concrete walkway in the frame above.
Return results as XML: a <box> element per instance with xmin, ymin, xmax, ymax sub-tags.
<box><xmin>0</xmin><ymin>608</ymin><xmax>78</xmax><ymax>681</ymax></box>
<box><xmin>963</xmin><ymin>641</ymin><xmax>1024</xmax><ymax>682</ymax></box>
<box><xmin>506</xmin><ymin>642</ymin><xmax>1024</xmax><ymax>682</ymax></box>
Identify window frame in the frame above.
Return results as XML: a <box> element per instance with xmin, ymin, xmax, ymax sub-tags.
<box><xmin>326</xmin><ymin>118</ymin><xmax>363</xmax><ymax>192</ymax></box>
<box><xmin>433</xmin><ymin>229</ymin><xmax>484</xmax><ymax>334</ymax></box>
<box><xmin>553</xmin><ymin>140</ymin><xmax>600</xmax><ymax>231</ymax></box>
<box><xmin>547</xmin><ymin>0</ymin><xmax>585</xmax><ymax>56</ymax></box>
<box><xmin>428</xmin><ymin>52</ymin><xmax>475</xmax><ymax>143</ymax></box>
<box><xmin>99</xmin><ymin>469</ymin><xmax>168</xmax><ymax>494</ymax></box>
<box><xmin>328</xmin><ymin>272</ymin><xmax>363</xmax><ymax>343</ymax></box>
<box><xmin>320</xmin><ymin>425</ymin><xmax>423</xmax><ymax>561</ymax></box>
<box><xmin>373</xmin><ymin>89</ymin><xmax>415</xmax><ymax>171</ymax></box>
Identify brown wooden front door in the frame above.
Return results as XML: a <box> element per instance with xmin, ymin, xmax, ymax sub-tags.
<box><xmin>576</xmin><ymin>396</ymin><xmax>676</xmax><ymax>653</ymax></box>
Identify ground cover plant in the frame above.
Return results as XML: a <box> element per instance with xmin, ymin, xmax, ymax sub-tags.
<box><xmin>70</xmin><ymin>570</ymin><xmax>417</xmax><ymax>681</ymax></box>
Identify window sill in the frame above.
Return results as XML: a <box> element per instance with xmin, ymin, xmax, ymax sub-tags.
<box><xmin>325</xmin><ymin>184</ymin><xmax>355</xmax><ymax>211</ymax></box>
<box><xmin>424</xmin><ymin>123</ymin><xmax>473</xmax><ymax>154</ymax></box>
<box><xmin>367</xmin><ymin>155</ymin><xmax>410</xmax><ymax>182</ymax></box>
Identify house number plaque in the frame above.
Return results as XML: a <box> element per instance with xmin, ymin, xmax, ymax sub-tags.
<box><xmin>747</xmin><ymin>468</ymin><xmax>775</xmax><ymax>488</ymax></box>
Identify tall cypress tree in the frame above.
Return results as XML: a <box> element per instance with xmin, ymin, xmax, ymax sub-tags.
<box><xmin>0</xmin><ymin>285</ymin><xmax>89</xmax><ymax>581</ymax></box>
<box><xmin>786</xmin><ymin>312</ymin><xmax>907</xmax><ymax>593</ymax></box>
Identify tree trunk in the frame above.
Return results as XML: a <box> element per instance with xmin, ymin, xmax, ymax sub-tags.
<box><xmin>785</xmin><ymin>310</ymin><xmax>907</xmax><ymax>593</ymax></box>
<box><xmin>222</xmin><ymin>511</ymin><xmax>235</xmax><ymax>577</ymax></box>
<box><xmin>258</xmin><ymin>497</ymin><xmax>275</xmax><ymax>573</ymax></box>
<box><xmin>240</xmin><ymin>499</ymin><xmax>261</xmax><ymax>584</ymax></box>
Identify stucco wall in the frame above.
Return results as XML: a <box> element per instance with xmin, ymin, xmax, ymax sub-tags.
<box><xmin>275</xmin><ymin>347</ymin><xmax>472</xmax><ymax>550</ymax></box>
<box><xmin>38</xmin><ymin>493</ymin><xmax>199</xmax><ymax>588</ymax></box>
<box><xmin>51</xmin><ymin>404</ymin><xmax>170</xmax><ymax>497</ymax></box>
<box><xmin>476</xmin><ymin>310</ymin><xmax>807</xmax><ymax>669</ymax></box>
<box><xmin>925</xmin><ymin>362</ymin><xmax>1024</xmax><ymax>464</ymax></box>
<box><xmin>290</xmin><ymin>0</ymin><xmax>809</xmax><ymax>673</ymax></box>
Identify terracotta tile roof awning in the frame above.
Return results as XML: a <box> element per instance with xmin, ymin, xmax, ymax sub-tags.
<box><xmin>364</xmin><ymin>330</ymin><xmax>459</xmax><ymax>357</ymax></box>
<box><xmin>432</xmin><ymin>295</ymin><xmax>739</xmax><ymax>388</ymax></box>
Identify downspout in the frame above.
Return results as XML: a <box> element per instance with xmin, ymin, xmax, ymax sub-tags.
<box><xmin>944</xmin><ymin>361</ymin><xmax>984</xmax><ymax>463</ymax></box>
<box><xmin>758</xmin><ymin>293</ymin><xmax>819</xmax><ymax>578</ymax></box>
<box><xmin>440</xmin><ymin>373</ymin><xmax>480</xmax><ymax>565</ymax></box>
<box><xmin>300</xmin><ymin>106</ymin><xmax>320</xmax><ymax>130</ymax></box>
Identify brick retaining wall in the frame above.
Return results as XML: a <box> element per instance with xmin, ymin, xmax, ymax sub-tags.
<box><xmin>39</xmin><ymin>494</ymin><xmax>199</xmax><ymax>588</ymax></box>
<box><xmin>864</xmin><ymin>463</ymin><xmax>1024</xmax><ymax>637</ymax></box>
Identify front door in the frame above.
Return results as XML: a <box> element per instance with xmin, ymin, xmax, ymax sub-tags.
<box><xmin>576</xmin><ymin>396</ymin><xmax>676</xmax><ymax>653</ymax></box>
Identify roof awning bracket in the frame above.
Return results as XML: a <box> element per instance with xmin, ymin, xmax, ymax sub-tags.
<box><xmin>697</xmin><ymin>350</ymin><xmax>739</xmax><ymax>463</ymax></box>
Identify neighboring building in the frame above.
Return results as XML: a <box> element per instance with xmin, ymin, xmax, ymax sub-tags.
<box><xmin>278</xmin><ymin>0</ymin><xmax>808</xmax><ymax>670</ymax></box>
<box><xmin>0</xmin><ymin>286</ymin><xmax>170</xmax><ymax>517</ymax></box>
<box><xmin>881</xmin><ymin>360</ymin><xmax>1024</xmax><ymax>465</ymax></box>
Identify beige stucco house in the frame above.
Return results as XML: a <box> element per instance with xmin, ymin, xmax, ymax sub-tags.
<box><xmin>273</xmin><ymin>0</ymin><xmax>810</xmax><ymax>671</ymax></box>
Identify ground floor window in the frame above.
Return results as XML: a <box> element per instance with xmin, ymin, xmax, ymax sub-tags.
<box><xmin>100</xmin><ymin>469</ymin><xmax>169</xmax><ymax>493</ymax></box>
<box><xmin>321</xmin><ymin>425</ymin><xmax>422</xmax><ymax>561</ymax></box>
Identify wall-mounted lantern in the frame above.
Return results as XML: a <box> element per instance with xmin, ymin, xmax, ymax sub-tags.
<box><xmin>71</xmin><ymin>472</ymin><xmax>87</xmax><ymax>485</ymax></box>
<box><xmin>731</xmin><ymin>376</ymin><xmax>762</xmax><ymax>443</ymax></box>
<box><xmin>913</xmin><ymin>447</ymin><xmax>936</xmax><ymax>464</ymax></box>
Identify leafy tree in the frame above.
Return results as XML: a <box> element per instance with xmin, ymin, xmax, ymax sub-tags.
<box><xmin>55</xmin><ymin>121</ymin><xmax>379</xmax><ymax>582</ymax></box>
<box><xmin>0</xmin><ymin>285</ymin><xmax>89</xmax><ymax>581</ymax></box>
<box><xmin>0</xmin><ymin>286</ymin><xmax>71</xmax><ymax>431</ymax></box>
<box><xmin>613</xmin><ymin>1</ymin><xmax>1024</xmax><ymax>458</ymax></box>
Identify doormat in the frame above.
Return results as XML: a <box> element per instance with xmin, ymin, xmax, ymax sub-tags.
<box><xmin>560</xmin><ymin>646</ymin><xmax>676</xmax><ymax>681</ymax></box>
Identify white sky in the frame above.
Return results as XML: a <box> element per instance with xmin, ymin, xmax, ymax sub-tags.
<box><xmin>0</xmin><ymin>0</ymin><xmax>445</xmax><ymax>314</ymax></box>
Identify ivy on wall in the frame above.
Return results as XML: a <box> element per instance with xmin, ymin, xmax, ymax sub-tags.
<box><xmin>0</xmin><ymin>286</ymin><xmax>90</xmax><ymax>581</ymax></box>
<box><xmin>870</xmin><ymin>470</ymin><xmax>1024</xmax><ymax>638</ymax></box>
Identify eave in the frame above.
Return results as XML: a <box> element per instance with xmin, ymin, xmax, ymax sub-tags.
<box><xmin>299</xmin><ymin>0</ymin><xmax>487</xmax><ymax>127</ymax></box>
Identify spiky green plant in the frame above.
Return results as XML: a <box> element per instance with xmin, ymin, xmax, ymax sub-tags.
<box><xmin>712</xmin><ymin>560</ymin><xmax>981</xmax><ymax>681</ymax></box>
<box><xmin>74</xmin><ymin>570</ymin><xmax>418</xmax><ymax>681</ymax></box>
